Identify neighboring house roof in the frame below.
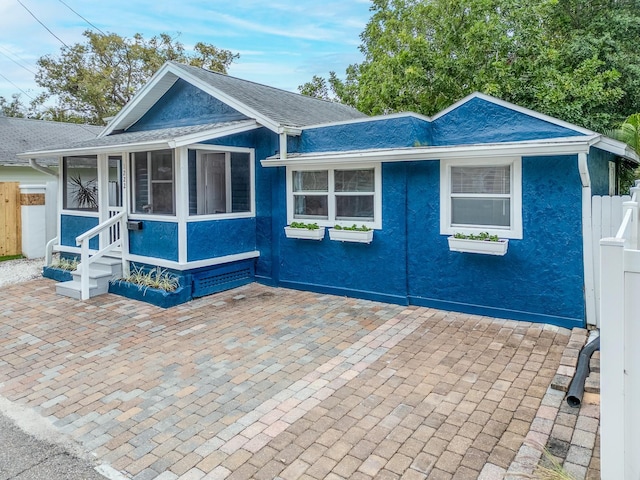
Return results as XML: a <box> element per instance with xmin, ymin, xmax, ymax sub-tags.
<box><xmin>20</xmin><ymin>120</ymin><xmax>259</xmax><ymax>157</ymax></box>
<box><xmin>102</xmin><ymin>61</ymin><xmax>367</xmax><ymax>135</ymax></box>
<box><xmin>0</xmin><ymin>116</ymin><xmax>102</xmax><ymax>167</ymax></box>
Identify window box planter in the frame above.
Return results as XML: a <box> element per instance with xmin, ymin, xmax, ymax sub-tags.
<box><xmin>284</xmin><ymin>225</ymin><xmax>325</xmax><ymax>240</ymax></box>
<box><xmin>108</xmin><ymin>280</ymin><xmax>192</xmax><ymax>308</ymax></box>
<box><xmin>447</xmin><ymin>236</ymin><xmax>509</xmax><ymax>256</ymax></box>
<box><xmin>329</xmin><ymin>227</ymin><xmax>374</xmax><ymax>244</ymax></box>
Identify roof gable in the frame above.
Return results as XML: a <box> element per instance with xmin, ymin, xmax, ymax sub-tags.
<box><xmin>104</xmin><ymin>61</ymin><xmax>366</xmax><ymax>135</ymax></box>
<box><xmin>431</xmin><ymin>94</ymin><xmax>587</xmax><ymax>146</ymax></box>
<box><xmin>128</xmin><ymin>79</ymin><xmax>249</xmax><ymax>132</ymax></box>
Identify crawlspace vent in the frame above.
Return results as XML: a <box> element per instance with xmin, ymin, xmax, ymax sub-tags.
<box><xmin>192</xmin><ymin>265</ymin><xmax>253</xmax><ymax>298</ymax></box>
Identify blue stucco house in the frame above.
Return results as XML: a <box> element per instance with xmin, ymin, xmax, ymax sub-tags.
<box><xmin>21</xmin><ymin>61</ymin><xmax>638</xmax><ymax>329</ymax></box>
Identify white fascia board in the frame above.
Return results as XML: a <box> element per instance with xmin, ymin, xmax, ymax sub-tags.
<box><xmin>171</xmin><ymin>121</ymin><xmax>260</xmax><ymax>147</ymax></box>
<box><xmin>432</xmin><ymin>92</ymin><xmax>595</xmax><ymax>136</ymax></box>
<box><xmin>261</xmin><ymin>138</ymin><xmax>593</xmax><ymax>167</ymax></box>
<box><xmin>101</xmin><ymin>64</ymin><xmax>179</xmax><ymax>136</ymax></box>
<box><xmin>18</xmin><ymin>140</ymin><xmax>173</xmax><ymax>158</ymax></box>
<box><xmin>300</xmin><ymin>111</ymin><xmax>431</xmax><ymax>132</ymax></box>
<box><xmin>592</xmin><ymin>136</ymin><xmax>640</xmax><ymax>163</ymax></box>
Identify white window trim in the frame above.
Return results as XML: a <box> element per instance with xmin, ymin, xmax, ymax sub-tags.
<box><xmin>440</xmin><ymin>157</ymin><xmax>523</xmax><ymax>240</ymax></box>
<box><xmin>186</xmin><ymin>145</ymin><xmax>255</xmax><ymax>222</ymax></box>
<box><xmin>131</xmin><ymin>149</ymin><xmax>176</xmax><ymax>216</ymax></box>
<box><xmin>286</xmin><ymin>162</ymin><xmax>382</xmax><ymax>229</ymax></box>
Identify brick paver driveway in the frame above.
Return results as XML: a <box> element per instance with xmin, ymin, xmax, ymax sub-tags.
<box><xmin>0</xmin><ymin>279</ymin><xmax>570</xmax><ymax>479</ymax></box>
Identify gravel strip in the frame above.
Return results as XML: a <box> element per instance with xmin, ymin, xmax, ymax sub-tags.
<box><xmin>0</xmin><ymin>258</ymin><xmax>44</xmax><ymax>288</ymax></box>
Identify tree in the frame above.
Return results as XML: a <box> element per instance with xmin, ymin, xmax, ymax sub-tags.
<box><xmin>34</xmin><ymin>31</ymin><xmax>239</xmax><ymax>125</ymax></box>
<box><xmin>303</xmin><ymin>0</ymin><xmax>639</xmax><ymax>132</ymax></box>
<box><xmin>0</xmin><ymin>94</ymin><xmax>30</xmax><ymax>117</ymax></box>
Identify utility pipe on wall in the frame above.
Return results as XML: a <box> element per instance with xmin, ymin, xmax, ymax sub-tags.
<box><xmin>578</xmin><ymin>152</ymin><xmax>597</xmax><ymax>326</ymax></box>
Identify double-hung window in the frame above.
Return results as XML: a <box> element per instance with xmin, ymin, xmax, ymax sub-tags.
<box><xmin>132</xmin><ymin>149</ymin><xmax>175</xmax><ymax>215</ymax></box>
<box><xmin>288</xmin><ymin>165</ymin><xmax>380</xmax><ymax>228</ymax></box>
<box><xmin>440</xmin><ymin>157</ymin><xmax>522</xmax><ymax>239</ymax></box>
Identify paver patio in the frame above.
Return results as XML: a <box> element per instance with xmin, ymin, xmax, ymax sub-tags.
<box><xmin>0</xmin><ymin>278</ymin><xmax>587</xmax><ymax>479</ymax></box>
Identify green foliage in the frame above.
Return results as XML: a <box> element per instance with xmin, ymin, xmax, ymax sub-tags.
<box><xmin>453</xmin><ymin>232</ymin><xmax>500</xmax><ymax>242</ymax></box>
<box><xmin>34</xmin><ymin>31</ymin><xmax>239</xmax><ymax>125</ymax></box>
<box><xmin>289</xmin><ymin>222</ymin><xmax>321</xmax><ymax>230</ymax></box>
<box><xmin>119</xmin><ymin>265</ymin><xmax>180</xmax><ymax>293</ymax></box>
<box><xmin>606</xmin><ymin>113</ymin><xmax>640</xmax><ymax>191</ymax></box>
<box><xmin>0</xmin><ymin>94</ymin><xmax>28</xmax><ymax>118</ymax></box>
<box><xmin>0</xmin><ymin>255</ymin><xmax>24</xmax><ymax>262</ymax></box>
<box><xmin>333</xmin><ymin>224</ymin><xmax>372</xmax><ymax>231</ymax></box>
<box><xmin>302</xmin><ymin>0</ymin><xmax>640</xmax><ymax>132</ymax></box>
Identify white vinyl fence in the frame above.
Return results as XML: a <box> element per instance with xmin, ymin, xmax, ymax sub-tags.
<box><xmin>592</xmin><ymin>194</ymin><xmax>630</xmax><ymax>326</ymax></box>
<box><xmin>599</xmin><ymin>182</ymin><xmax>640</xmax><ymax>479</ymax></box>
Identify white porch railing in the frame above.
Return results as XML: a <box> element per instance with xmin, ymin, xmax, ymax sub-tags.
<box><xmin>600</xmin><ymin>180</ymin><xmax>640</xmax><ymax>480</ymax></box>
<box><xmin>75</xmin><ymin>211</ymin><xmax>128</xmax><ymax>300</ymax></box>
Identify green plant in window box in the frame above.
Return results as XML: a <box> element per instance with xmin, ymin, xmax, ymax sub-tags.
<box><xmin>448</xmin><ymin>231</ymin><xmax>508</xmax><ymax>255</ymax></box>
<box><xmin>285</xmin><ymin>222</ymin><xmax>325</xmax><ymax>240</ymax></box>
<box><xmin>453</xmin><ymin>231</ymin><xmax>500</xmax><ymax>242</ymax></box>
<box><xmin>329</xmin><ymin>224</ymin><xmax>374</xmax><ymax>243</ymax></box>
<box><xmin>289</xmin><ymin>221</ymin><xmax>321</xmax><ymax>230</ymax></box>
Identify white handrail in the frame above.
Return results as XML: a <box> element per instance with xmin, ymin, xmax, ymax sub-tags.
<box><xmin>75</xmin><ymin>211</ymin><xmax>127</xmax><ymax>300</ymax></box>
<box><xmin>614</xmin><ymin>184</ymin><xmax>640</xmax><ymax>249</ymax></box>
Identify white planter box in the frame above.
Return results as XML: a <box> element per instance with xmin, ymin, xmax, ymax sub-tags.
<box><xmin>447</xmin><ymin>236</ymin><xmax>508</xmax><ymax>256</ymax></box>
<box><xmin>329</xmin><ymin>228</ymin><xmax>374</xmax><ymax>244</ymax></box>
<box><xmin>284</xmin><ymin>226</ymin><xmax>325</xmax><ymax>240</ymax></box>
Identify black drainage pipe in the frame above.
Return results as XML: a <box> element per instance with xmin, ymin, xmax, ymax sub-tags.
<box><xmin>566</xmin><ymin>335</ymin><xmax>600</xmax><ymax>408</ymax></box>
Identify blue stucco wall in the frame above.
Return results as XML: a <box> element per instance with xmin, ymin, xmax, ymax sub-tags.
<box><xmin>432</xmin><ymin>97</ymin><xmax>583</xmax><ymax>146</ymax></box>
<box><xmin>202</xmin><ymin>127</ymin><xmax>279</xmax><ymax>281</ymax></box>
<box><xmin>60</xmin><ymin>215</ymin><xmax>99</xmax><ymax>250</ymax></box>
<box><xmin>292</xmin><ymin>116</ymin><xmax>431</xmax><ymax>154</ymax></box>
<box><xmin>271</xmin><ymin>154</ymin><xmax>585</xmax><ymax>328</ymax></box>
<box><xmin>128</xmin><ymin>220</ymin><xmax>178</xmax><ymax>261</ymax></box>
<box><xmin>277</xmin><ymin>163</ymin><xmax>409</xmax><ymax>304</ymax></box>
<box><xmin>129</xmin><ymin>79</ymin><xmax>248</xmax><ymax>131</ymax></box>
<box><xmin>588</xmin><ymin>147</ymin><xmax>616</xmax><ymax>196</ymax></box>
<box><xmin>405</xmin><ymin>155</ymin><xmax>584</xmax><ymax>327</ymax></box>
<box><xmin>187</xmin><ymin>218</ymin><xmax>256</xmax><ymax>261</ymax></box>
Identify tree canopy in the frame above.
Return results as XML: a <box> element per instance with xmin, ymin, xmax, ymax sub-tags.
<box><xmin>32</xmin><ymin>31</ymin><xmax>239</xmax><ymax>124</ymax></box>
<box><xmin>300</xmin><ymin>0</ymin><xmax>640</xmax><ymax>132</ymax></box>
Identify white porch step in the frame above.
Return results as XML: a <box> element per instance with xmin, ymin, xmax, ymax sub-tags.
<box><xmin>56</xmin><ymin>255</ymin><xmax>122</xmax><ymax>300</ymax></box>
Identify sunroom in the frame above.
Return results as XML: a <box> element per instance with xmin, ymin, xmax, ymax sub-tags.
<box><xmin>22</xmin><ymin>122</ymin><xmax>262</xmax><ymax>301</ymax></box>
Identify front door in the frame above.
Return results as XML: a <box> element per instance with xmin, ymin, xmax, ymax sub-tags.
<box><xmin>99</xmin><ymin>155</ymin><xmax>126</xmax><ymax>251</ymax></box>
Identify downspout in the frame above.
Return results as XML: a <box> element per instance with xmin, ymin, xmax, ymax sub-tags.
<box><xmin>29</xmin><ymin>158</ymin><xmax>58</xmax><ymax>177</ymax></box>
<box><xmin>279</xmin><ymin>128</ymin><xmax>288</xmax><ymax>161</ymax></box>
<box><xmin>566</xmin><ymin>330</ymin><xmax>600</xmax><ymax>407</ymax></box>
<box><xmin>579</xmin><ymin>152</ymin><xmax>597</xmax><ymax>326</ymax></box>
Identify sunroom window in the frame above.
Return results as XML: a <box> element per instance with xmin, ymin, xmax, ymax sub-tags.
<box><xmin>62</xmin><ymin>155</ymin><xmax>98</xmax><ymax>211</ymax></box>
<box><xmin>289</xmin><ymin>166</ymin><xmax>379</xmax><ymax>226</ymax></box>
<box><xmin>440</xmin><ymin>157</ymin><xmax>522</xmax><ymax>239</ymax></box>
<box><xmin>132</xmin><ymin>149</ymin><xmax>175</xmax><ymax>215</ymax></box>
<box><xmin>188</xmin><ymin>150</ymin><xmax>252</xmax><ymax>216</ymax></box>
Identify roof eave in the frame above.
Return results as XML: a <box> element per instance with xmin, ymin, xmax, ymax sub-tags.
<box><xmin>261</xmin><ymin>137</ymin><xmax>596</xmax><ymax>168</ymax></box>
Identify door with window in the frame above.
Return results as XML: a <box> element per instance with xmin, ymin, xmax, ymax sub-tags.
<box><xmin>106</xmin><ymin>155</ymin><xmax>124</xmax><ymax>248</ymax></box>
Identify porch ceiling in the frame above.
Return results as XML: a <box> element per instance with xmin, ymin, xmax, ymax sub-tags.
<box><xmin>17</xmin><ymin>120</ymin><xmax>259</xmax><ymax>158</ymax></box>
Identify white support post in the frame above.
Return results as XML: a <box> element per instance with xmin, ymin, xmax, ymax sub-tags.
<box><xmin>599</xmin><ymin>237</ymin><xmax>626</xmax><ymax>480</ymax></box>
<box><xmin>631</xmin><ymin>186</ymin><xmax>640</xmax><ymax>249</ymax></box>
<box><xmin>80</xmin><ymin>240</ymin><xmax>90</xmax><ymax>301</ymax></box>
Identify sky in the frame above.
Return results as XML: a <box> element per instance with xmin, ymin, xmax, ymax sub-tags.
<box><xmin>0</xmin><ymin>0</ymin><xmax>372</xmax><ymax>104</ymax></box>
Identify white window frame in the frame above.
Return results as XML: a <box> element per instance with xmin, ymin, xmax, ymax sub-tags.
<box><xmin>131</xmin><ymin>149</ymin><xmax>176</xmax><ymax>216</ymax></box>
<box><xmin>286</xmin><ymin>163</ymin><xmax>382</xmax><ymax>229</ymax></box>
<box><xmin>440</xmin><ymin>157</ymin><xmax>522</xmax><ymax>239</ymax></box>
<box><xmin>187</xmin><ymin>145</ymin><xmax>255</xmax><ymax>222</ymax></box>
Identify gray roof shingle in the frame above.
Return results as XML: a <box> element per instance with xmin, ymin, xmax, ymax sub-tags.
<box><xmin>169</xmin><ymin>62</ymin><xmax>367</xmax><ymax>127</ymax></box>
<box><xmin>0</xmin><ymin>116</ymin><xmax>102</xmax><ymax>166</ymax></box>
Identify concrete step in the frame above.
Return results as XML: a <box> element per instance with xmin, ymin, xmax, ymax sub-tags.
<box><xmin>56</xmin><ymin>256</ymin><xmax>122</xmax><ymax>300</ymax></box>
<box><xmin>55</xmin><ymin>279</ymin><xmax>107</xmax><ymax>300</ymax></box>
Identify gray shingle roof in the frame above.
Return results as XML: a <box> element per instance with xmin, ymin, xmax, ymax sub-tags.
<box><xmin>0</xmin><ymin>117</ymin><xmax>102</xmax><ymax>166</ymax></box>
<box><xmin>169</xmin><ymin>62</ymin><xmax>367</xmax><ymax>127</ymax></box>
<box><xmin>21</xmin><ymin>121</ymin><xmax>254</xmax><ymax>155</ymax></box>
